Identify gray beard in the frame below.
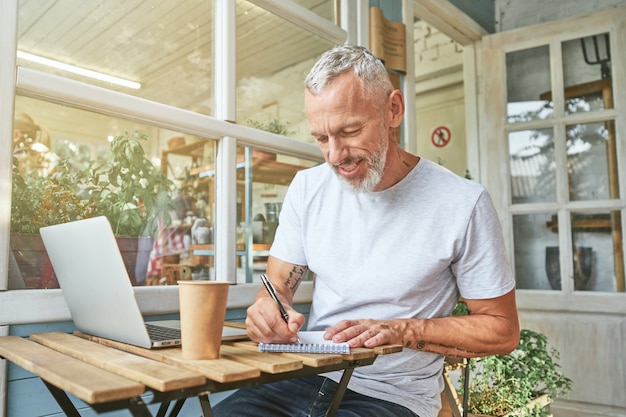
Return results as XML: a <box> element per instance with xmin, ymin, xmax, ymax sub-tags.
<box><xmin>334</xmin><ymin>140</ymin><xmax>388</xmax><ymax>193</ymax></box>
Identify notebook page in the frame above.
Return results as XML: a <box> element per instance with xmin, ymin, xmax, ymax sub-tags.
<box><xmin>258</xmin><ymin>331</ymin><xmax>350</xmax><ymax>354</ymax></box>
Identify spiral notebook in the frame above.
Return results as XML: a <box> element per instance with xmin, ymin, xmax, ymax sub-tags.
<box><xmin>258</xmin><ymin>331</ymin><xmax>350</xmax><ymax>354</ymax></box>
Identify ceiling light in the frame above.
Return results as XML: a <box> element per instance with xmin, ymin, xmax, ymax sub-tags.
<box><xmin>17</xmin><ymin>51</ymin><xmax>141</xmax><ymax>90</ymax></box>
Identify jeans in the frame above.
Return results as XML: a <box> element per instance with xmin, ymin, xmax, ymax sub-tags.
<box><xmin>211</xmin><ymin>375</ymin><xmax>418</xmax><ymax>417</ymax></box>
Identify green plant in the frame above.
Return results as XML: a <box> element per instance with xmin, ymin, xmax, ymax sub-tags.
<box><xmin>89</xmin><ymin>132</ymin><xmax>175</xmax><ymax>236</ymax></box>
<box><xmin>460</xmin><ymin>329</ymin><xmax>573</xmax><ymax>417</ymax></box>
<box><xmin>246</xmin><ymin>118</ymin><xmax>292</xmax><ymax>136</ymax></box>
<box><xmin>11</xmin><ymin>131</ymin><xmax>175</xmax><ymax>237</ymax></box>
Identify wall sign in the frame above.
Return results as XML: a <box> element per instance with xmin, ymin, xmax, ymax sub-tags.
<box><xmin>431</xmin><ymin>126</ymin><xmax>451</xmax><ymax>148</ymax></box>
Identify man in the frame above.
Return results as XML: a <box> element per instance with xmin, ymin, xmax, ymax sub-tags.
<box><xmin>213</xmin><ymin>44</ymin><xmax>519</xmax><ymax>417</ymax></box>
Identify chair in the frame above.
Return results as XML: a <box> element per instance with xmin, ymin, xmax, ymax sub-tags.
<box><xmin>440</xmin><ymin>357</ymin><xmax>470</xmax><ymax>417</ymax></box>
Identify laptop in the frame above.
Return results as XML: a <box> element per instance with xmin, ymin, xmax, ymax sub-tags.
<box><xmin>40</xmin><ymin>216</ymin><xmax>247</xmax><ymax>349</ymax></box>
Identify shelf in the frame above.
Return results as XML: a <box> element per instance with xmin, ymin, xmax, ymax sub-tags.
<box><xmin>190</xmin><ymin>243</ymin><xmax>271</xmax><ymax>256</ymax></box>
<box><xmin>191</xmin><ymin>158</ymin><xmax>303</xmax><ymax>186</ymax></box>
<box><xmin>546</xmin><ymin>214</ymin><xmax>612</xmax><ymax>232</ymax></box>
<box><xmin>539</xmin><ymin>77</ymin><xmax>612</xmax><ymax>101</ymax></box>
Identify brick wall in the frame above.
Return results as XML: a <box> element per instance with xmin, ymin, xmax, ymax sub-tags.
<box><xmin>413</xmin><ymin>20</ymin><xmax>463</xmax><ymax>81</ymax></box>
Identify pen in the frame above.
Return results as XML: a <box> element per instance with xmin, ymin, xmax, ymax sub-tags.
<box><xmin>260</xmin><ymin>273</ymin><xmax>289</xmax><ymax>323</ymax></box>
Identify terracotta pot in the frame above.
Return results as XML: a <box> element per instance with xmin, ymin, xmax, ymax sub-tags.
<box><xmin>9</xmin><ymin>233</ymin><xmax>153</xmax><ymax>288</ymax></box>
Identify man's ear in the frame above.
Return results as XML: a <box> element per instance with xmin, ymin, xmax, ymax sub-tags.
<box><xmin>387</xmin><ymin>90</ymin><xmax>404</xmax><ymax>129</ymax></box>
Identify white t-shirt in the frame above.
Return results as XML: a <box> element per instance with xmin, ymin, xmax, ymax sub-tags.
<box><xmin>270</xmin><ymin>158</ymin><xmax>515</xmax><ymax>417</ymax></box>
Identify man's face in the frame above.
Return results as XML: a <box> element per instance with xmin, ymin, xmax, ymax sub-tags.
<box><xmin>305</xmin><ymin>73</ymin><xmax>390</xmax><ymax>192</ymax></box>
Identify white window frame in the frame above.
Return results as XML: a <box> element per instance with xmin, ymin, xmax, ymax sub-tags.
<box><xmin>482</xmin><ymin>6</ymin><xmax>626</xmax><ymax>314</ymax></box>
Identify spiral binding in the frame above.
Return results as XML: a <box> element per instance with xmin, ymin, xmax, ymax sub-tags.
<box><xmin>258</xmin><ymin>342</ymin><xmax>350</xmax><ymax>354</ymax></box>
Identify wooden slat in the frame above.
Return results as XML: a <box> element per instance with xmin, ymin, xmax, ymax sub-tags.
<box><xmin>75</xmin><ymin>332</ymin><xmax>260</xmax><ymax>383</ymax></box>
<box><xmin>372</xmin><ymin>344</ymin><xmax>403</xmax><ymax>355</ymax></box>
<box><xmin>0</xmin><ymin>336</ymin><xmax>144</xmax><ymax>404</ymax></box>
<box><xmin>229</xmin><ymin>340</ymin><xmax>344</xmax><ymax>367</ymax></box>
<box><xmin>31</xmin><ymin>332</ymin><xmax>205</xmax><ymax>391</ymax></box>
<box><xmin>219</xmin><ymin>344</ymin><xmax>303</xmax><ymax>374</ymax></box>
<box><xmin>339</xmin><ymin>348</ymin><xmax>376</xmax><ymax>361</ymax></box>
<box><xmin>224</xmin><ymin>321</ymin><xmax>247</xmax><ymax>329</ymax></box>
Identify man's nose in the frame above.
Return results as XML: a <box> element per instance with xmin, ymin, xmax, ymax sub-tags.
<box><xmin>326</xmin><ymin>137</ymin><xmax>348</xmax><ymax>165</ymax></box>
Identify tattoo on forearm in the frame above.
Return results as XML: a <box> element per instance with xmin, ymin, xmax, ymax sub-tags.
<box><xmin>284</xmin><ymin>264</ymin><xmax>308</xmax><ymax>294</ymax></box>
<box><xmin>413</xmin><ymin>340</ymin><xmax>485</xmax><ymax>357</ymax></box>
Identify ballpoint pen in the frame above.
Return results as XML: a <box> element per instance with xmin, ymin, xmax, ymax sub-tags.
<box><xmin>260</xmin><ymin>273</ymin><xmax>289</xmax><ymax>322</ymax></box>
<box><xmin>260</xmin><ymin>273</ymin><xmax>300</xmax><ymax>342</ymax></box>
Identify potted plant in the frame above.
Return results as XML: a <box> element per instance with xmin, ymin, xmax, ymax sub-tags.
<box><xmin>245</xmin><ymin>118</ymin><xmax>292</xmax><ymax>160</ymax></box>
<box><xmin>10</xmin><ymin>131</ymin><xmax>176</xmax><ymax>287</ymax></box>
<box><xmin>452</xmin><ymin>328</ymin><xmax>572</xmax><ymax>417</ymax></box>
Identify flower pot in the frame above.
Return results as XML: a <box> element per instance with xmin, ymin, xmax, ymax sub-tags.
<box><xmin>545</xmin><ymin>246</ymin><xmax>593</xmax><ymax>290</ymax></box>
<box><xmin>9</xmin><ymin>233</ymin><xmax>153</xmax><ymax>288</ymax></box>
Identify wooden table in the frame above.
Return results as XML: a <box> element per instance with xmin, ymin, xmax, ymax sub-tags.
<box><xmin>0</xmin><ymin>330</ymin><xmax>401</xmax><ymax>417</ymax></box>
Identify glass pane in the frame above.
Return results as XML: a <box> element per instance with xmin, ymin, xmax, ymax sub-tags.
<box><xmin>567</xmin><ymin>122</ymin><xmax>619</xmax><ymax>201</ymax></box>
<box><xmin>509</xmin><ymin>128</ymin><xmax>556</xmax><ymax>204</ymax></box>
<box><xmin>10</xmin><ymin>96</ymin><xmax>217</xmax><ymax>289</ymax></box>
<box><xmin>236</xmin><ymin>145</ymin><xmax>318</xmax><ymax>283</ymax></box>
<box><xmin>236</xmin><ymin>0</ymin><xmax>335</xmax><ymax>141</ymax></box>
<box><xmin>163</xmin><ymin>136</ymin><xmax>218</xmax><ymax>284</ymax></box>
<box><xmin>513</xmin><ymin>213</ymin><xmax>559</xmax><ymax>290</ymax></box>
<box><xmin>506</xmin><ymin>46</ymin><xmax>553</xmax><ymax>123</ymax></box>
<box><xmin>571</xmin><ymin>212</ymin><xmax>624</xmax><ymax>292</ymax></box>
<box><xmin>17</xmin><ymin>0</ymin><xmax>213</xmax><ymax>114</ymax></box>
<box><xmin>562</xmin><ymin>33</ymin><xmax>613</xmax><ymax>115</ymax></box>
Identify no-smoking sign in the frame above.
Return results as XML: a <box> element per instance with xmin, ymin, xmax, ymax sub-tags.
<box><xmin>431</xmin><ymin>126</ymin><xmax>451</xmax><ymax>148</ymax></box>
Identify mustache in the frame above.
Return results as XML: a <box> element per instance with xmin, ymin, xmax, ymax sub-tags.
<box><xmin>332</xmin><ymin>155</ymin><xmax>366</xmax><ymax>167</ymax></box>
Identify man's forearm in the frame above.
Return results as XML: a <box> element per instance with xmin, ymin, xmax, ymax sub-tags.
<box><xmin>398</xmin><ymin>314</ymin><xmax>519</xmax><ymax>357</ymax></box>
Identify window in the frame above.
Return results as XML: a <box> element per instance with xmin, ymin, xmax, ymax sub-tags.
<box><xmin>483</xmin><ymin>8</ymin><xmax>625</xmax><ymax>301</ymax></box>
<box><xmin>8</xmin><ymin>0</ymin><xmax>335</xmax><ymax>290</ymax></box>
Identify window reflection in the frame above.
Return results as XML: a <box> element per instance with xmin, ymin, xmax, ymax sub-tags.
<box><xmin>562</xmin><ymin>33</ymin><xmax>612</xmax><ymax>115</ymax></box>
<box><xmin>17</xmin><ymin>0</ymin><xmax>214</xmax><ymax>113</ymax></box>
<box><xmin>571</xmin><ymin>212</ymin><xmax>624</xmax><ymax>292</ymax></box>
<box><xmin>236</xmin><ymin>145</ymin><xmax>318</xmax><ymax>283</ymax></box>
<box><xmin>509</xmin><ymin>128</ymin><xmax>556</xmax><ymax>204</ymax></box>
<box><xmin>567</xmin><ymin>122</ymin><xmax>615</xmax><ymax>201</ymax></box>
<box><xmin>506</xmin><ymin>45</ymin><xmax>553</xmax><ymax>123</ymax></box>
<box><xmin>513</xmin><ymin>213</ymin><xmax>559</xmax><ymax>290</ymax></box>
<box><xmin>235</xmin><ymin>1</ymin><xmax>334</xmax><ymax>141</ymax></box>
<box><xmin>9</xmin><ymin>96</ymin><xmax>216</xmax><ymax>289</ymax></box>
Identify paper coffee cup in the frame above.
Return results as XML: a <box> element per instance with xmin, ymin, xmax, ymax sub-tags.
<box><xmin>178</xmin><ymin>281</ymin><xmax>229</xmax><ymax>359</ymax></box>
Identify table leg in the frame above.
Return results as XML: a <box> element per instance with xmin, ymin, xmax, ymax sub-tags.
<box><xmin>165</xmin><ymin>399</ymin><xmax>186</xmax><ymax>417</ymax></box>
<box><xmin>325</xmin><ymin>368</ymin><xmax>354</xmax><ymax>417</ymax></box>
<box><xmin>156</xmin><ymin>401</ymin><xmax>171</xmax><ymax>417</ymax></box>
<box><xmin>199</xmin><ymin>394</ymin><xmax>214</xmax><ymax>417</ymax></box>
<box><xmin>42</xmin><ymin>381</ymin><xmax>82</xmax><ymax>417</ymax></box>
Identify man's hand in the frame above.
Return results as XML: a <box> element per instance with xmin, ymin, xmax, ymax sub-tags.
<box><xmin>324</xmin><ymin>319</ymin><xmax>407</xmax><ymax>348</ymax></box>
<box><xmin>245</xmin><ymin>296</ymin><xmax>305</xmax><ymax>344</ymax></box>
<box><xmin>323</xmin><ymin>290</ymin><xmax>520</xmax><ymax>357</ymax></box>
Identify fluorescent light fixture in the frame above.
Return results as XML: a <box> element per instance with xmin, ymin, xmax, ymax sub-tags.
<box><xmin>17</xmin><ymin>51</ymin><xmax>141</xmax><ymax>90</ymax></box>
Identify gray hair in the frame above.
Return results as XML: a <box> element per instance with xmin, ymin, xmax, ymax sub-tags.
<box><xmin>305</xmin><ymin>45</ymin><xmax>394</xmax><ymax>103</ymax></box>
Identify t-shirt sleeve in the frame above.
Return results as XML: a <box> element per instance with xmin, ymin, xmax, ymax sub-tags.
<box><xmin>268</xmin><ymin>172</ymin><xmax>308</xmax><ymax>266</ymax></box>
<box><xmin>452</xmin><ymin>190</ymin><xmax>516</xmax><ymax>299</ymax></box>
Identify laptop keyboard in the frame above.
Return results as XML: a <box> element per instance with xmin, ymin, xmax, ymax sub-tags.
<box><xmin>145</xmin><ymin>323</ymin><xmax>181</xmax><ymax>341</ymax></box>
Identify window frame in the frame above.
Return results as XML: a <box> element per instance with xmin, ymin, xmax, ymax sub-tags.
<box><xmin>482</xmin><ymin>6</ymin><xmax>626</xmax><ymax>314</ymax></box>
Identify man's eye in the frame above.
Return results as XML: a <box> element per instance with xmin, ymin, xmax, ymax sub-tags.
<box><xmin>316</xmin><ymin>136</ymin><xmax>328</xmax><ymax>143</ymax></box>
<box><xmin>342</xmin><ymin>130</ymin><xmax>360</xmax><ymax>137</ymax></box>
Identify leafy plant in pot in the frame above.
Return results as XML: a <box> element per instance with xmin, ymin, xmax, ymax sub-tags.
<box><xmin>10</xmin><ymin>132</ymin><xmax>176</xmax><ymax>287</ymax></box>
<box><xmin>457</xmin><ymin>328</ymin><xmax>572</xmax><ymax>417</ymax></box>
<box><xmin>245</xmin><ymin>118</ymin><xmax>292</xmax><ymax>160</ymax></box>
